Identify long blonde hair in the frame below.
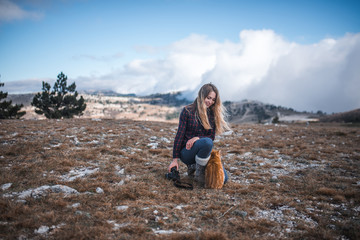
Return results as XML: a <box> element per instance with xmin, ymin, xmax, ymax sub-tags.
<box><xmin>193</xmin><ymin>83</ymin><xmax>231</xmax><ymax>135</ymax></box>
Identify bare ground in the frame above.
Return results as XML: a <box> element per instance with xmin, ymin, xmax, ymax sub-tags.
<box><xmin>0</xmin><ymin>119</ymin><xmax>359</xmax><ymax>239</ymax></box>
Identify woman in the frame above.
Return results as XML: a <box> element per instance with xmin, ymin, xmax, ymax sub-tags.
<box><xmin>168</xmin><ymin>83</ymin><xmax>231</xmax><ymax>185</ymax></box>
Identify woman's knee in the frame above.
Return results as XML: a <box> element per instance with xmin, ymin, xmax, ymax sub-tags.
<box><xmin>195</xmin><ymin>137</ymin><xmax>213</xmax><ymax>157</ymax></box>
<box><xmin>200</xmin><ymin>137</ymin><xmax>213</xmax><ymax>150</ymax></box>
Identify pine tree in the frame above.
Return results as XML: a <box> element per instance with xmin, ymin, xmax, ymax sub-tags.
<box><xmin>31</xmin><ymin>72</ymin><xmax>86</xmax><ymax>119</ymax></box>
<box><xmin>0</xmin><ymin>80</ymin><xmax>26</xmax><ymax>119</ymax></box>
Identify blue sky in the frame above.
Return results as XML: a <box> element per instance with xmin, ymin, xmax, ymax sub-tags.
<box><xmin>1</xmin><ymin>0</ymin><xmax>360</xmax><ymax>113</ymax></box>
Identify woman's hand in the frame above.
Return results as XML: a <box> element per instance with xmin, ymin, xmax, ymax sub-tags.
<box><xmin>186</xmin><ymin>137</ymin><xmax>200</xmax><ymax>150</ymax></box>
<box><xmin>168</xmin><ymin>158</ymin><xmax>179</xmax><ymax>172</ymax></box>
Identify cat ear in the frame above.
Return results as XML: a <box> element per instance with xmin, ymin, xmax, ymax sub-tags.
<box><xmin>219</xmin><ymin>150</ymin><xmax>221</xmax><ymax>154</ymax></box>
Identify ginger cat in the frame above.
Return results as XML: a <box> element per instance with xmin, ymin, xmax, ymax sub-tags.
<box><xmin>205</xmin><ymin>150</ymin><xmax>224</xmax><ymax>189</ymax></box>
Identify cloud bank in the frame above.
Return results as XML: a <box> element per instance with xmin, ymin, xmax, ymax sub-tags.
<box><xmin>4</xmin><ymin>30</ymin><xmax>360</xmax><ymax>113</ymax></box>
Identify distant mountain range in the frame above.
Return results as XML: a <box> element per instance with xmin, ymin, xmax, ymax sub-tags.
<box><xmin>223</xmin><ymin>100</ymin><xmax>326</xmax><ymax>124</ymax></box>
<box><xmin>5</xmin><ymin>90</ymin><xmax>359</xmax><ymax>123</ymax></box>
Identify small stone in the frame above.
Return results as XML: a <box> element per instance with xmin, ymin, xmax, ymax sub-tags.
<box><xmin>96</xmin><ymin>187</ymin><xmax>104</xmax><ymax>194</ymax></box>
<box><xmin>270</xmin><ymin>176</ymin><xmax>279</xmax><ymax>183</ymax></box>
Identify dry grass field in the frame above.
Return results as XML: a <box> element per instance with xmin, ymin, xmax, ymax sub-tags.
<box><xmin>0</xmin><ymin>119</ymin><xmax>359</xmax><ymax>239</ymax></box>
<box><xmin>16</xmin><ymin>94</ymin><xmax>180</xmax><ymax>123</ymax></box>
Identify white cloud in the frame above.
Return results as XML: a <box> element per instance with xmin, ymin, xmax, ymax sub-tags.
<box><xmin>83</xmin><ymin>29</ymin><xmax>358</xmax><ymax>113</ymax></box>
<box><xmin>245</xmin><ymin>33</ymin><xmax>360</xmax><ymax>113</ymax></box>
<box><xmin>0</xmin><ymin>0</ymin><xmax>43</xmax><ymax>22</ymax></box>
<box><xmin>201</xmin><ymin>30</ymin><xmax>295</xmax><ymax>101</ymax></box>
<box><xmin>74</xmin><ymin>34</ymin><xmax>220</xmax><ymax>95</ymax></box>
<box><xmin>5</xmin><ymin>30</ymin><xmax>360</xmax><ymax>113</ymax></box>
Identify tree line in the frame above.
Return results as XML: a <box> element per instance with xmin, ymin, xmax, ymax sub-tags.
<box><xmin>0</xmin><ymin>72</ymin><xmax>86</xmax><ymax>119</ymax></box>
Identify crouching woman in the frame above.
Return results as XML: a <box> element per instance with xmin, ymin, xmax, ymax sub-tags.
<box><xmin>168</xmin><ymin>83</ymin><xmax>231</xmax><ymax>185</ymax></box>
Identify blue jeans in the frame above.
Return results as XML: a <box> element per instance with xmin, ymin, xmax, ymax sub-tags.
<box><xmin>180</xmin><ymin>137</ymin><xmax>228</xmax><ymax>183</ymax></box>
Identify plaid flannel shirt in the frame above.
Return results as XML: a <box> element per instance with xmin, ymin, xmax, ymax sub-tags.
<box><xmin>173</xmin><ymin>105</ymin><xmax>216</xmax><ymax>159</ymax></box>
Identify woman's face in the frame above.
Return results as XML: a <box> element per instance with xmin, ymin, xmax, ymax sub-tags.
<box><xmin>204</xmin><ymin>91</ymin><xmax>216</xmax><ymax>108</ymax></box>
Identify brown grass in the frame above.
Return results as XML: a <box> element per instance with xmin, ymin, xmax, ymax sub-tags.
<box><xmin>0</xmin><ymin>119</ymin><xmax>359</xmax><ymax>239</ymax></box>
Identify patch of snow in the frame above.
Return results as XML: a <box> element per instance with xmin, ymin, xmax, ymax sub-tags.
<box><xmin>60</xmin><ymin>167</ymin><xmax>99</xmax><ymax>182</ymax></box>
<box><xmin>222</xmin><ymin>130</ymin><xmax>233</xmax><ymax>136</ymax></box>
<box><xmin>50</xmin><ymin>143</ymin><xmax>62</xmax><ymax>148</ymax></box>
<box><xmin>114</xmin><ymin>180</ymin><xmax>125</xmax><ymax>186</ymax></box>
<box><xmin>17</xmin><ymin>185</ymin><xmax>79</xmax><ymax>199</ymax></box>
<box><xmin>175</xmin><ymin>205</ymin><xmax>188</xmax><ymax>210</ymax></box>
<box><xmin>240</xmin><ymin>155</ymin><xmax>328</xmax><ymax>179</ymax></box>
<box><xmin>249</xmin><ymin>206</ymin><xmax>318</xmax><ymax>229</ymax></box>
<box><xmin>34</xmin><ymin>226</ymin><xmax>49</xmax><ymax>234</ymax></box>
<box><xmin>116</xmin><ymin>205</ymin><xmax>129</xmax><ymax>211</ymax></box>
<box><xmin>107</xmin><ymin>220</ymin><xmax>129</xmax><ymax>230</ymax></box>
<box><xmin>72</xmin><ymin>136</ymin><xmax>80</xmax><ymax>145</ymax></box>
<box><xmin>34</xmin><ymin>223</ymin><xmax>66</xmax><ymax>235</ymax></box>
<box><xmin>160</xmin><ymin>137</ymin><xmax>170</xmax><ymax>143</ymax></box>
<box><xmin>115</xmin><ymin>165</ymin><xmax>125</xmax><ymax>175</ymax></box>
<box><xmin>147</xmin><ymin>142</ymin><xmax>158</xmax><ymax>149</ymax></box>
<box><xmin>70</xmin><ymin>203</ymin><xmax>80</xmax><ymax>208</ymax></box>
<box><xmin>149</xmin><ymin>136</ymin><xmax>157</xmax><ymax>141</ymax></box>
<box><xmin>353</xmin><ymin>206</ymin><xmax>360</xmax><ymax>212</ymax></box>
<box><xmin>243</xmin><ymin>152</ymin><xmax>252</xmax><ymax>157</ymax></box>
<box><xmin>153</xmin><ymin>229</ymin><xmax>176</xmax><ymax>234</ymax></box>
<box><xmin>1</xmin><ymin>183</ymin><xmax>12</xmax><ymax>191</ymax></box>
